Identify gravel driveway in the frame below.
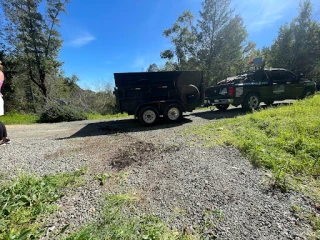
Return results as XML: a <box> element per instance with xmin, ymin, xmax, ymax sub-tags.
<box><xmin>0</xmin><ymin>107</ymin><xmax>313</xmax><ymax>239</ymax></box>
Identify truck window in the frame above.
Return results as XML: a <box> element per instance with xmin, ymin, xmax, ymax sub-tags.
<box><xmin>253</xmin><ymin>70</ymin><xmax>267</xmax><ymax>81</ymax></box>
<box><xmin>269</xmin><ymin>71</ymin><xmax>284</xmax><ymax>83</ymax></box>
<box><xmin>281</xmin><ymin>71</ymin><xmax>297</xmax><ymax>81</ymax></box>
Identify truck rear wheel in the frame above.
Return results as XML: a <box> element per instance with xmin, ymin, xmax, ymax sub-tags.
<box><xmin>164</xmin><ymin>104</ymin><xmax>183</xmax><ymax>123</ymax></box>
<box><xmin>301</xmin><ymin>88</ymin><xmax>315</xmax><ymax>99</ymax></box>
<box><xmin>215</xmin><ymin>104</ymin><xmax>229</xmax><ymax>111</ymax></box>
<box><xmin>242</xmin><ymin>93</ymin><xmax>260</xmax><ymax>111</ymax></box>
<box><xmin>138</xmin><ymin>106</ymin><xmax>159</xmax><ymax>126</ymax></box>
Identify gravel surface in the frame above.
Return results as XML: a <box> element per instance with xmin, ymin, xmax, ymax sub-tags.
<box><xmin>0</xmin><ymin>109</ymin><xmax>314</xmax><ymax>239</ymax></box>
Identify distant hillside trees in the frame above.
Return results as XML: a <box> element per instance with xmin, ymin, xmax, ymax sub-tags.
<box><xmin>0</xmin><ymin>0</ymin><xmax>69</xmax><ymax>100</ymax></box>
<box><xmin>0</xmin><ymin>0</ymin><xmax>118</xmax><ymax>116</ymax></box>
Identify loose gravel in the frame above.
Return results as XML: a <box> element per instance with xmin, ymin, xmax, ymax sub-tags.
<box><xmin>0</xmin><ymin>110</ymin><xmax>315</xmax><ymax>239</ymax></box>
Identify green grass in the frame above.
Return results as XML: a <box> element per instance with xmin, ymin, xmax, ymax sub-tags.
<box><xmin>188</xmin><ymin>95</ymin><xmax>320</xmax><ymax>235</ymax></box>
<box><xmin>66</xmin><ymin>193</ymin><xmax>204</xmax><ymax>240</ymax></box>
<box><xmin>189</xmin><ymin>95</ymin><xmax>320</xmax><ymax>187</ymax></box>
<box><xmin>0</xmin><ymin>112</ymin><xmax>40</xmax><ymax>125</ymax></box>
<box><xmin>0</xmin><ymin>169</ymin><xmax>86</xmax><ymax>239</ymax></box>
<box><xmin>0</xmin><ymin>112</ymin><xmax>129</xmax><ymax>125</ymax></box>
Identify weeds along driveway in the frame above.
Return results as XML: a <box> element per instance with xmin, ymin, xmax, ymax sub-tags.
<box><xmin>0</xmin><ymin>107</ymin><xmax>313</xmax><ymax>239</ymax></box>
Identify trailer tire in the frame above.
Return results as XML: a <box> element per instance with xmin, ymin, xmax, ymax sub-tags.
<box><xmin>138</xmin><ymin>106</ymin><xmax>159</xmax><ymax>126</ymax></box>
<box><xmin>164</xmin><ymin>104</ymin><xmax>183</xmax><ymax>123</ymax></box>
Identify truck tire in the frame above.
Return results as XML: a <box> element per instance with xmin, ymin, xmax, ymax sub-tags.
<box><xmin>301</xmin><ymin>88</ymin><xmax>315</xmax><ymax>99</ymax></box>
<box><xmin>180</xmin><ymin>84</ymin><xmax>200</xmax><ymax>104</ymax></box>
<box><xmin>164</xmin><ymin>104</ymin><xmax>183</xmax><ymax>123</ymax></box>
<box><xmin>242</xmin><ymin>93</ymin><xmax>260</xmax><ymax>111</ymax></box>
<box><xmin>215</xmin><ymin>104</ymin><xmax>229</xmax><ymax>111</ymax></box>
<box><xmin>138</xmin><ymin>106</ymin><xmax>159</xmax><ymax>126</ymax></box>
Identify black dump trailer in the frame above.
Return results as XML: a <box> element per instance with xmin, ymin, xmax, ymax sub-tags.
<box><xmin>113</xmin><ymin>71</ymin><xmax>203</xmax><ymax>125</ymax></box>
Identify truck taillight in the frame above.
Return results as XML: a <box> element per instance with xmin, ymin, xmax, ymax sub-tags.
<box><xmin>228</xmin><ymin>86</ymin><xmax>235</xmax><ymax>97</ymax></box>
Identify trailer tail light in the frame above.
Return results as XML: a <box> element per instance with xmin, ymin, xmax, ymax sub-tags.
<box><xmin>228</xmin><ymin>86</ymin><xmax>235</xmax><ymax>97</ymax></box>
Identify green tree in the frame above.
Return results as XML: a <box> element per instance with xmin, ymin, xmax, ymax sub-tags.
<box><xmin>0</xmin><ymin>0</ymin><xmax>69</xmax><ymax>100</ymax></box>
<box><xmin>147</xmin><ymin>63</ymin><xmax>160</xmax><ymax>72</ymax></box>
<box><xmin>161</xmin><ymin>11</ymin><xmax>198</xmax><ymax>70</ymax></box>
<box><xmin>160</xmin><ymin>0</ymin><xmax>251</xmax><ymax>85</ymax></box>
<box><xmin>197</xmin><ymin>0</ymin><xmax>249</xmax><ymax>85</ymax></box>
<box><xmin>269</xmin><ymin>0</ymin><xmax>320</xmax><ymax>76</ymax></box>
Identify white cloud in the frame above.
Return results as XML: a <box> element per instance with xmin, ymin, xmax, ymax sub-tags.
<box><xmin>69</xmin><ymin>33</ymin><xmax>95</xmax><ymax>47</ymax></box>
<box><xmin>234</xmin><ymin>0</ymin><xmax>293</xmax><ymax>31</ymax></box>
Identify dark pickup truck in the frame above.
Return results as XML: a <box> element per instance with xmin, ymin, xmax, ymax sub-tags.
<box><xmin>114</xmin><ymin>71</ymin><xmax>203</xmax><ymax>125</ymax></box>
<box><xmin>205</xmin><ymin>68</ymin><xmax>316</xmax><ymax>111</ymax></box>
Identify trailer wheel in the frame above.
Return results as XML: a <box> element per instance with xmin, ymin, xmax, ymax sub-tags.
<box><xmin>164</xmin><ymin>104</ymin><xmax>183</xmax><ymax>123</ymax></box>
<box><xmin>138</xmin><ymin>106</ymin><xmax>159</xmax><ymax>126</ymax></box>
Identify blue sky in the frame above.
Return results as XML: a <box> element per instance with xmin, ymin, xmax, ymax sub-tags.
<box><xmin>58</xmin><ymin>0</ymin><xmax>320</xmax><ymax>89</ymax></box>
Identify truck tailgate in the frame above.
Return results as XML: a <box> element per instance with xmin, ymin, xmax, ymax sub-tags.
<box><xmin>205</xmin><ymin>85</ymin><xmax>231</xmax><ymax>99</ymax></box>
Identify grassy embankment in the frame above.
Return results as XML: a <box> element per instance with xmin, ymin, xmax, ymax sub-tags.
<box><xmin>187</xmin><ymin>94</ymin><xmax>320</xmax><ymax>235</ymax></box>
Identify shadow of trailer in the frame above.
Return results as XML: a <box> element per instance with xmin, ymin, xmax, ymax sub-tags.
<box><xmin>113</xmin><ymin>71</ymin><xmax>204</xmax><ymax>125</ymax></box>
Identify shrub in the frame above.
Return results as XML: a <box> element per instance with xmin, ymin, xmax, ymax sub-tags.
<box><xmin>39</xmin><ymin>101</ymin><xmax>87</xmax><ymax>123</ymax></box>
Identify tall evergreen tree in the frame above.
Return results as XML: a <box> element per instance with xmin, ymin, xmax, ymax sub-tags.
<box><xmin>0</xmin><ymin>0</ymin><xmax>69</xmax><ymax>99</ymax></box>
<box><xmin>197</xmin><ymin>0</ymin><xmax>249</xmax><ymax>85</ymax></box>
<box><xmin>269</xmin><ymin>0</ymin><xmax>320</xmax><ymax>77</ymax></box>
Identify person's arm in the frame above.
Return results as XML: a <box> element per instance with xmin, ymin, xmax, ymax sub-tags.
<box><xmin>0</xmin><ymin>71</ymin><xmax>4</xmax><ymax>90</ymax></box>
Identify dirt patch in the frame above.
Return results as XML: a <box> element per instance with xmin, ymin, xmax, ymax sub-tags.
<box><xmin>110</xmin><ymin>141</ymin><xmax>156</xmax><ymax>171</ymax></box>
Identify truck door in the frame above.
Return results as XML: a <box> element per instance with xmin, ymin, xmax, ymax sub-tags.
<box><xmin>268</xmin><ymin>70</ymin><xmax>287</xmax><ymax>101</ymax></box>
<box><xmin>251</xmin><ymin>70</ymin><xmax>272</xmax><ymax>102</ymax></box>
<box><xmin>280</xmin><ymin>70</ymin><xmax>303</xmax><ymax>99</ymax></box>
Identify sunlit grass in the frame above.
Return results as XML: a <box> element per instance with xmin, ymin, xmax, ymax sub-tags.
<box><xmin>0</xmin><ymin>169</ymin><xmax>86</xmax><ymax>239</ymax></box>
<box><xmin>67</xmin><ymin>193</ymin><xmax>201</xmax><ymax>240</ymax></box>
<box><xmin>0</xmin><ymin>112</ymin><xmax>40</xmax><ymax>125</ymax></box>
<box><xmin>0</xmin><ymin>112</ymin><xmax>129</xmax><ymax>124</ymax></box>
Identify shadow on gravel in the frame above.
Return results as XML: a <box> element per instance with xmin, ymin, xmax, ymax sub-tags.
<box><xmin>193</xmin><ymin>102</ymin><xmax>293</xmax><ymax>120</ymax></box>
<box><xmin>56</xmin><ymin>117</ymin><xmax>192</xmax><ymax>140</ymax></box>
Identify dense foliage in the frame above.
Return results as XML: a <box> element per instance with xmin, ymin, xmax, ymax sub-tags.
<box><xmin>150</xmin><ymin>0</ymin><xmax>320</xmax><ymax>86</ymax></box>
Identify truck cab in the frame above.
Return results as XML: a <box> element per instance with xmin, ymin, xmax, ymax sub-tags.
<box><xmin>204</xmin><ymin>68</ymin><xmax>316</xmax><ymax>111</ymax></box>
